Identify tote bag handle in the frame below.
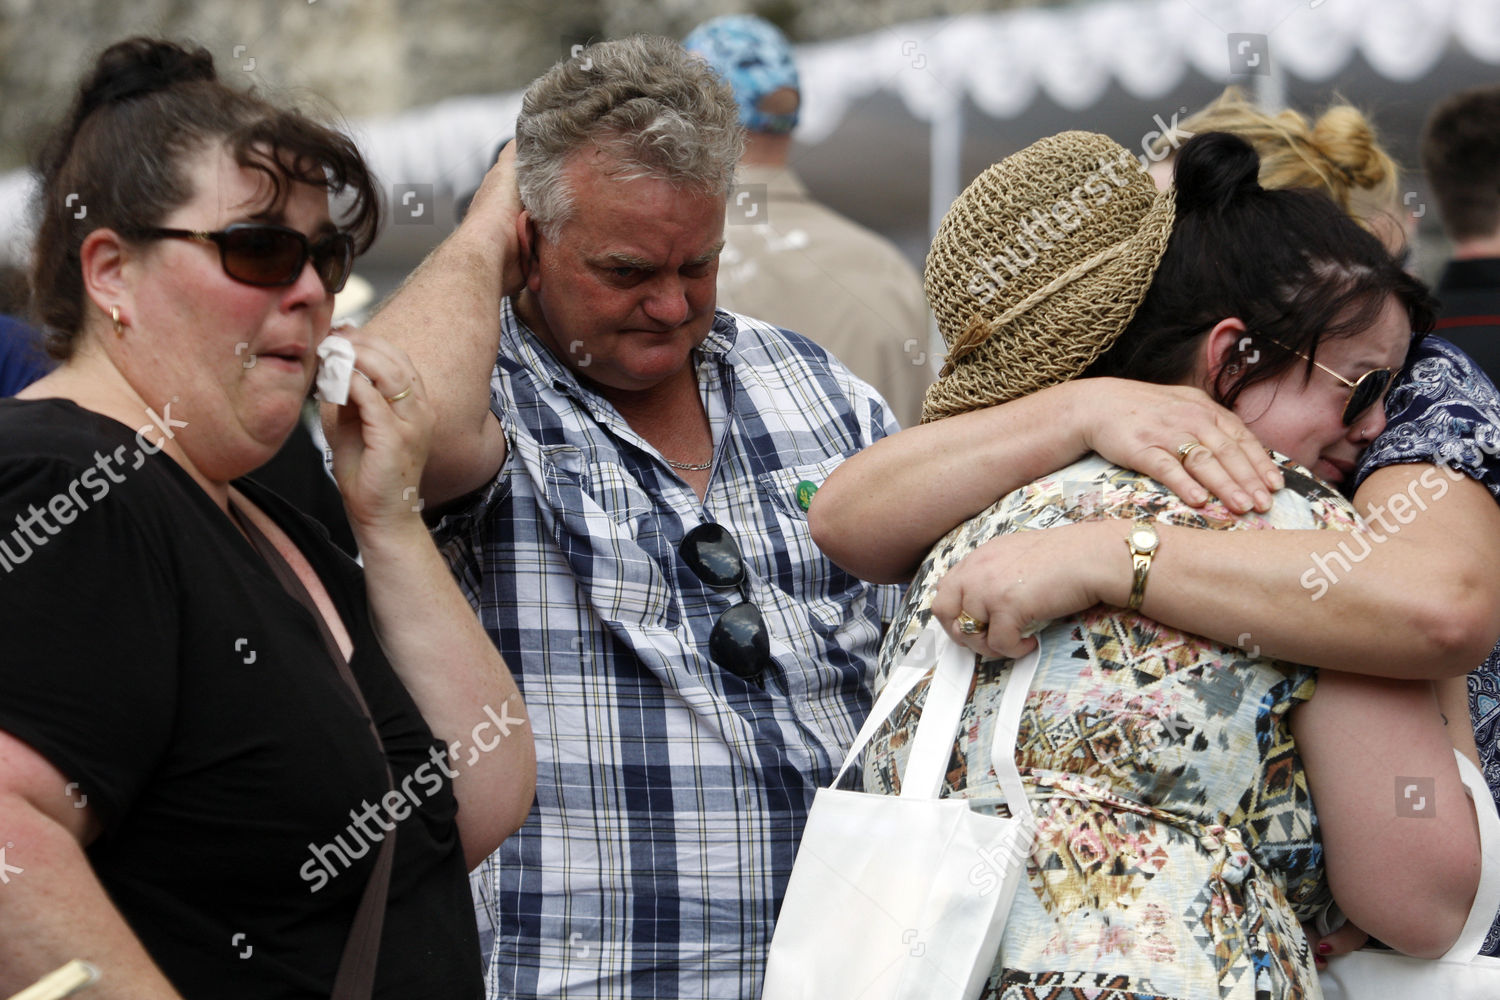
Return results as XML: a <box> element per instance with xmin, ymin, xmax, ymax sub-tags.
<box><xmin>833</xmin><ymin>621</ymin><xmax>1037</xmax><ymax>825</ymax></box>
<box><xmin>1444</xmin><ymin>751</ymin><xmax>1500</xmax><ymax>962</ymax></box>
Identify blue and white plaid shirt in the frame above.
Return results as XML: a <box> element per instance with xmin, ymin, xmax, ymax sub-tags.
<box><xmin>436</xmin><ymin>301</ymin><xmax>903</xmax><ymax>999</ymax></box>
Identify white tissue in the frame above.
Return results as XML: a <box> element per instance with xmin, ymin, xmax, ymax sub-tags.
<box><xmin>315</xmin><ymin>334</ymin><xmax>357</xmax><ymax>405</ymax></box>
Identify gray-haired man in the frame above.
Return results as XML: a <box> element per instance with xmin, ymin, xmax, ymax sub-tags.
<box><xmin>365</xmin><ymin>35</ymin><xmax>900</xmax><ymax>999</ymax></box>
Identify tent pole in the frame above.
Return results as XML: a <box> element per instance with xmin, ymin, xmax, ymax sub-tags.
<box><xmin>929</xmin><ymin>92</ymin><xmax>964</xmax><ymax>240</ymax></box>
<box><xmin>928</xmin><ymin>92</ymin><xmax>964</xmax><ymax>368</ymax></box>
<box><xmin>1253</xmin><ymin>53</ymin><xmax>1288</xmax><ymax>112</ymax></box>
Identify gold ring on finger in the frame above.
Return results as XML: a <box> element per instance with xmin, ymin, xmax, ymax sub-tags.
<box><xmin>955</xmin><ymin>611</ymin><xmax>987</xmax><ymax>635</ymax></box>
<box><xmin>1177</xmin><ymin>441</ymin><xmax>1208</xmax><ymax>463</ymax></box>
<box><xmin>384</xmin><ymin>385</ymin><xmax>413</xmax><ymax>404</ymax></box>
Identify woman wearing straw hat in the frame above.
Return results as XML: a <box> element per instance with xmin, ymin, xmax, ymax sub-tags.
<box><xmin>813</xmin><ymin>94</ymin><xmax>1498</xmax><ymax>707</ymax></box>
<box><xmin>814</xmin><ymin>92</ymin><xmax>1500</xmax><ymax>968</ymax></box>
<box><xmin>812</xmin><ymin>95</ymin><xmax>1498</xmax><ymax>699</ymax></box>
<box><xmin>848</xmin><ymin>130</ymin><xmax>1478</xmax><ymax>999</ymax></box>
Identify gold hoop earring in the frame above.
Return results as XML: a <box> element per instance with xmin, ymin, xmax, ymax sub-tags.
<box><xmin>111</xmin><ymin>305</ymin><xmax>124</xmax><ymax>335</ymax></box>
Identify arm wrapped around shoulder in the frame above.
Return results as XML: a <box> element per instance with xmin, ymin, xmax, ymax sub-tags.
<box><xmin>1292</xmin><ymin>670</ymin><xmax>1482</xmax><ymax>959</ymax></box>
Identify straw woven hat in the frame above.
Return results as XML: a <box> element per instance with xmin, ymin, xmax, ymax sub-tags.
<box><xmin>922</xmin><ymin>131</ymin><xmax>1176</xmax><ymax>422</ymax></box>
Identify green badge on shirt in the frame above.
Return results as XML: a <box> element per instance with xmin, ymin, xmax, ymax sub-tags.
<box><xmin>795</xmin><ymin>480</ymin><xmax>818</xmax><ymax>512</ymax></box>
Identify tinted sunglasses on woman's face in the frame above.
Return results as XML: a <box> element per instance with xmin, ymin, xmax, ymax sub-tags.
<box><xmin>136</xmin><ymin>223</ymin><xmax>355</xmax><ymax>294</ymax></box>
<box><xmin>678</xmin><ymin>522</ymin><xmax>772</xmax><ymax>684</ymax></box>
<box><xmin>1261</xmin><ymin>335</ymin><xmax>1395</xmax><ymax>426</ymax></box>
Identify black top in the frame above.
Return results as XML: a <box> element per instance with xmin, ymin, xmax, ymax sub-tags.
<box><xmin>1434</xmin><ymin>256</ymin><xmax>1500</xmax><ymax>389</ymax></box>
<box><xmin>0</xmin><ymin>398</ymin><xmax>482</xmax><ymax>999</ymax></box>
<box><xmin>250</xmin><ymin>415</ymin><xmax>359</xmax><ymax>559</ymax></box>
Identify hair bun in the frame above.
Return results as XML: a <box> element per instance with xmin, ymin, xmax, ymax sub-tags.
<box><xmin>1310</xmin><ymin>105</ymin><xmax>1393</xmax><ymax>189</ymax></box>
<box><xmin>76</xmin><ymin>37</ymin><xmax>217</xmax><ymax>121</ymax></box>
<box><xmin>1172</xmin><ymin>131</ymin><xmax>1263</xmax><ymax>214</ymax></box>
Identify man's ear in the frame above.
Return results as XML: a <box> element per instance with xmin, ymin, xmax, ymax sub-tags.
<box><xmin>516</xmin><ymin>211</ymin><xmax>542</xmax><ymax>293</ymax></box>
<box><xmin>79</xmin><ymin>228</ymin><xmax>132</xmax><ymax>328</ymax></box>
<box><xmin>1201</xmin><ymin>316</ymin><xmax>1252</xmax><ymax>390</ymax></box>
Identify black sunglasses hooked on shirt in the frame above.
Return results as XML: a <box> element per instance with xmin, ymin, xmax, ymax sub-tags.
<box><xmin>679</xmin><ymin>522</ymin><xmax>772</xmax><ymax>683</ymax></box>
<box><xmin>136</xmin><ymin>223</ymin><xmax>355</xmax><ymax>295</ymax></box>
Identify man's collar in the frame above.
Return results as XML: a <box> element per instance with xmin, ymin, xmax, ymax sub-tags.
<box><xmin>700</xmin><ymin>309</ymin><xmax>740</xmax><ymax>357</ymax></box>
<box><xmin>500</xmin><ymin>296</ymin><xmax>578</xmax><ymax>392</ymax></box>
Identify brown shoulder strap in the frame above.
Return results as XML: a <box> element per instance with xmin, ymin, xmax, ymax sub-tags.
<box><xmin>230</xmin><ymin>503</ymin><xmax>395</xmax><ymax>1000</ymax></box>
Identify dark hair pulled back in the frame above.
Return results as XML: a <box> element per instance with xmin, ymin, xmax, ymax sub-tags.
<box><xmin>1086</xmin><ymin>131</ymin><xmax>1433</xmax><ymax>408</ymax></box>
<box><xmin>31</xmin><ymin>36</ymin><xmax>382</xmax><ymax>359</ymax></box>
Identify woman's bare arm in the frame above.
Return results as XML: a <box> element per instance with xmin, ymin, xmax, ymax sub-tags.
<box><xmin>0</xmin><ymin>730</ymin><xmax>185</xmax><ymax>998</ymax></box>
<box><xmin>1437</xmin><ymin>674</ymin><xmax>1483</xmax><ymax>769</ymax></box>
<box><xmin>1293</xmin><ymin>672</ymin><xmax>1480</xmax><ymax>958</ymax></box>
<box><xmin>328</xmin><ymin>334</ymin><xmax>536</xmax><ymax>867</ymax></box>
<box><xmin>337</xmin><ymin>146</ymin><xmax>522</xmax><ymax>508</ymax></box>
<box><xmin>809</xmin><ymin>378</ymin><xmax>1282</xmax><ymax>584</ymax></box>
<box><xmin>933</xmin><ymin>464</ymin><xmax>1500</xmax><ymax>679</ymax></box>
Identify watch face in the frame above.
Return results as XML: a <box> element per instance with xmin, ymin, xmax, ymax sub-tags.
<box><xmin>1131</xmin><ymin>527</ymin><xmax>1159</xmax><ymax>553</ymax></box>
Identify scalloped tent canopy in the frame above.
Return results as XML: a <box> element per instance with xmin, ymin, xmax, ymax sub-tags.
<box><xmin>794</xmin><ymin>0</ymin><xmax>1500</xmax><ymax>138</ymax></box>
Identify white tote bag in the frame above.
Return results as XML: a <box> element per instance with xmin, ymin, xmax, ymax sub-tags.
<box><xmin>1320</xmin><ymin>751</ymin><xmax>1500</xmax><ymax>999</ymax></box>
<box><xmin>761</xmin><ymin>622</ymin><xmax>1039</xmax><ymax>1000</ymax></box>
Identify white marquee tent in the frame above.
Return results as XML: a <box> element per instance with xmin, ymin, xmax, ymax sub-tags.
<box><xmin>3</xmin><ymin>0</ymin><xmax>1498</xmax><ymax>296</ymax></box>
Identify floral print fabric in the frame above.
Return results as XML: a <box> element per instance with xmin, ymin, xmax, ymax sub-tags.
<box><xmin>863</xmin><ymin>454</ymin><xmax>1362</xmax><ymax>1000</ymax></box>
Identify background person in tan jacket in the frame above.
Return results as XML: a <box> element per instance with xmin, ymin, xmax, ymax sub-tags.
<box><xmin>685</xmin><ymin>14</ymin><xmax>932</xmax><ymax>428</ymax></box>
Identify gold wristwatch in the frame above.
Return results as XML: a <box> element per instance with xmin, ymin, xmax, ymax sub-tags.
<box><xmin>1125</xmin><ymin>520</ymin><xmax>1159</xmax><ymax>611</ymax></box>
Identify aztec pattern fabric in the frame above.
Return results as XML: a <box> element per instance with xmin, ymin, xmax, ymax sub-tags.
<box><xmin>1355</xmin><ymin>334</ymin><xmax>1500</xmax><ymax>955</ymax></box>
<box><xmin>863</xmin><ymin>453</ymin><xmax>1360</xmax><ymax>1000</ymax></box>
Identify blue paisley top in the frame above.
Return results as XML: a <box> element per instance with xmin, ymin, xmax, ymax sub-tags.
<box><xmin>1353</xmin><ymin>334</ymin><xmax>1500</xmax><ymax>954</ymax></box>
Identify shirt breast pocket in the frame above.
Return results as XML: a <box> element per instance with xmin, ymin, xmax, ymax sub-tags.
<box><xmin>755</xmin><ymin>456</ymin><xmax>861</xmax><ymax>629</ymax></box>
<box><xmin>542</xmin><ymin>453</ymin><xmax>674</xmax><ymax>628</ymax></box>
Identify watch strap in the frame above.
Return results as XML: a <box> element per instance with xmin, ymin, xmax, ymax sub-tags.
<box><xmin>1126</xmin><ymin>522</ymin><xmax>1157</xmax><ymax>612</ymax></box>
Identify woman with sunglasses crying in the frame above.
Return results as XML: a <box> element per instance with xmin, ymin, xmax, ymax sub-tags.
<box><xmin>0</xmin><ymin>37</ymin><xmax>534</xmax><ymax>1000</ymax></box>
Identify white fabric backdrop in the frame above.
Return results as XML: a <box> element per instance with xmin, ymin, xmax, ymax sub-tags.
<box><xmin>4</xmin><ymin>0</ymin><xmax>1498</xmax><ymax>266</ymax></box>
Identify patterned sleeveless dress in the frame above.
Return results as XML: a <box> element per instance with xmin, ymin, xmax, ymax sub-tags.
<box><xmin>862</xmin><ymin>453</ymin><xmax>1361</xmax><ymax>1000</ymax></box>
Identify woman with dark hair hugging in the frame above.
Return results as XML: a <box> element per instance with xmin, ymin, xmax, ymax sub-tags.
<box><xmin>828</xmin><ymin>130</ymin><xmax>1479</xmax><ymax>1000</ymax></box>
<box><xmin>816</xmin><ymin>93</ymin><xmax>1500</xmax><ymax>972</ymax></box>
